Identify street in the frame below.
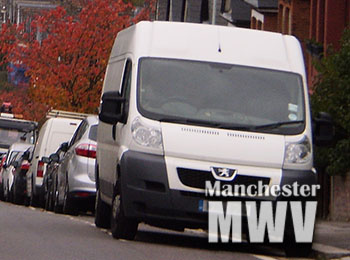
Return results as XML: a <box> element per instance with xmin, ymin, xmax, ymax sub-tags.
<box><xmin>0</xmin><ymin>201</ymin><xmax>294</xmax><ymax>260</ymax></box>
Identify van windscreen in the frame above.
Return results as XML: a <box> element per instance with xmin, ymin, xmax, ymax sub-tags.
<box><xmin>137</xmin><ymin>58</ymin><xmax>305</xmax><ymax>135</ymax></box>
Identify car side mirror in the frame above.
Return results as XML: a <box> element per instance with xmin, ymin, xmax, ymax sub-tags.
<box><xmin>49</xmin><ymin>153</ymin><xmax>60</xmax><ymax>163</ymax></box>
<box><xmin>42</xmin><ymin>156</ymin><xmax>51</xmax><ymax>164</ymax></box>
<box><xmin>313</xmin><ymin>112</ymin><xmax>334</xmax><ymax>146</ymax></box>
<box><xmin>60</xmin><ymin>142</ymin><xmax>69</xmax><ymax>153</ymax></box>
<box><xmin>99</xmin><ymin>91</ymin><xmax>125</xmax><ymax>125</ymax></box>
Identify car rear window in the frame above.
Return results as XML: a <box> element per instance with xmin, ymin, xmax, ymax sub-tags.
<box><xmin>89</xmin><ymin>125</ymin><xmax>97</xmax><ymax>141</ymax></box>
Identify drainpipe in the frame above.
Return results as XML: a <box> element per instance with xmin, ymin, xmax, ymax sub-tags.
<box><xmin>16</xmin><ymin>5</ymin><xmax>19</xmax><ymax>25</ymax></box>
<box><xmin>211</xmin><ymin>0</ymin><xmax>216</xmax><ymax>24</ymax></box>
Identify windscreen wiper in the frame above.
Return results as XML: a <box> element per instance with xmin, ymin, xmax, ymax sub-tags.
<box><xmin>253</xmin><ymin>120</ymin><xmax>304</xmax><ymax>130</ymax></box>
<box><xmin>160</xmin><ymin>118</ymin><xmax>252</xmax><ymax>130</ymax></box>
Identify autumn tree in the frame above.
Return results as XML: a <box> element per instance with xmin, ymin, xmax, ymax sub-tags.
<box><xmin>1</xmin><ymin>0</ymin><xmax>154</xmax><ymax>116</ymax></box>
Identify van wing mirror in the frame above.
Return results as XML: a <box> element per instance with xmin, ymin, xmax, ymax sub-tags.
<box><xmin>313</xmin><ymin>112</ymin><xmax>334</xmax><ymax>146</ymax></box>
<box><xmin>99</xmin><ymin>91</ymin><xmax>125</xmax><ymax>125</ymax></box>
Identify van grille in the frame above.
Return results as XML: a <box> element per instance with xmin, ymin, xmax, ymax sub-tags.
<box><xmin>177</xmin><ymin>168</ymin><xmax>270</xmax><ymax>190</ymax></box>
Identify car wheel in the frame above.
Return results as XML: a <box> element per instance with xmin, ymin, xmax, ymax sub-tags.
<box><xmin>30</xmin><ymin>176</ymin><xmax>38</xmax><ymax>207</ymax></box>
<box><xmin>283</xmin><ymin>232</ymin><xmax>312</xmax><ymax>257</ymax></box>
<box><xmin>12</xmin><ymin>177</ymin><xmax>23</xmax><ymax>205</ymax></box>
<box><xmin>53</xmin><ymin>176</ymin><xmax>63</xmax><ymax>214</ymax></box>
<box><xmin>8</xmin><ymin>181</ymin><xmax>14</xmax><ymax>203</ymax></box>
<box><xmin>44</xmin><ymin>179</ymin><xmax>53</xmax><ymax>211</ymax></box>
<box><xmin>283</xmin><ymin>205</ymin><xmax>313</xmax><ymax>257</ymax></box>
<box><xmin>110</xmin><ymin>179</ymin><xmax>138</xmax><ymax>240</ymax></box>
<box><xmin>4</xmin><ymin>180</ymin><xmax>10</xmax><ymax>202</ymax></box>
<box><xmin>0</xmin><ymin>182</ymin><xmax>4</xmax><ymax>201</ymax></box>
<box><xmin>95</xmin><ymin>188</ymin><xmax>111</xmax><ymax>228</ymax></box>
<box><xmin>63</xmin><ymin>182</ymin><xmax>77</xmax><ymax>216</ymax></box>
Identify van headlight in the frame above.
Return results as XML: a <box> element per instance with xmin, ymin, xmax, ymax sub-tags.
<box><xmin>131</xmin><ymin>117</ymin><xmax>163</xmax><ymax>152</ymax></box>
<box><xmin>284</xmin><ymin>136</ymin><xmax>312</xmax><ymax>164</ymax></box>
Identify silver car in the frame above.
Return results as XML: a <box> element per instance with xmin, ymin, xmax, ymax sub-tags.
<box><xmin>55</xmin><ymin>116</ymin><xmax>98</xmax><ymax>215</ymax></box>
<box><xmin>1</xmin><ymin>142</ymin><xmax>34</xmax><ymax>202</ymax></box>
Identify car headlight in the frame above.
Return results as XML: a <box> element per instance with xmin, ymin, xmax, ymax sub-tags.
<box><xmin>284</xmin><ymin>136</ymin><xmax>312</xmax><ymax>164</ymax></box>
<box><xmin>131</xmin><ymin>117</ymin><xmax>163</xmax><ymax>150</ymax></box>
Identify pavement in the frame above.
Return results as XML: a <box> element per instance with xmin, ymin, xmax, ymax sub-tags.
<box><xmin>313</xmin><ymin>220</ymin><xmax>350</xmax><ymax>259</ymax></box>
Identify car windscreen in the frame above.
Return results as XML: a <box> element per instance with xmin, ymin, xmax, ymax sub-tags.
<box><xmin>137</xmin><ymin>58</ymin><xmax>305</xmax><ymax>135</ymax></box>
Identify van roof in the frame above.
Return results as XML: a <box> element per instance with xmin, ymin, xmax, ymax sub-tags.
<box><xmin>111</xmin><ymin>21</ymin><xmax>305</xmax><ymax>76</ymax></box>
<box><xmin>43</xmin><ymin>117</ymin><xmax>81</xmax><ymax>130</ymax></box>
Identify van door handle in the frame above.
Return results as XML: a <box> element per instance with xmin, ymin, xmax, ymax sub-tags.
<box><xmin>112</xmin><ymin>124</ymin><xmax>116</xmax><ymax>140</ymax></box>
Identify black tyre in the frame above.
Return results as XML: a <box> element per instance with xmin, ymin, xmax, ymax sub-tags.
<box><xmin>283</xmin><ymin>233</ymin><xmax>313</xmax><ymax>257</ymax></box>
<box><xmin>0</xmin><ymin>182</ymin><xmax>4</xmax><ymax>201</ymax></box>
<box><xmin>4</xmin><ymin>180</ymin><xmax>10</xmax><ymax>202</ymax></box>
<box><xmin>110</xmin><ymin>180</ymin><xmax>138</xmax><ymax>240</ymax></box>
<box><xmin>13</xmin><ymin>178</ymin><xmax>23</xmax><ymax>205</ymax></box>
<box><xmin>94</xmin><ymin>188</ymin><xmax>111</xmax><ymax>228</ymax></box>
<box><xmin>63</xmin><ymin>183</ymin><xmax>78</xmax><ymax>216</ymax></box>
<box><xmin>53</xmin><ymin>176</ymin><xmax>63</xmax><ymax>214</ymax></box>
<box><xmin>30</xmin><ymin>176</ymin><xmax>38</xmax><ymax>207</ymax></box>
<box><xmin>44</xmin><ymin>188</ymin><xmax>52</xmax><ymax>211</ymax></box>
<box><xmin>44</xmin><ymin>179</ymin><xmax>53</xmax><ymax>211</ymax></box>
<box><xmin>283</xmin><ymin>204</ymin><xmax>313</xmax><ymax>257</ymax></box>
<box><xmin>8</xmin><ymin>181</ymin><xmax>13</xmax><ymax>203</ymax></box>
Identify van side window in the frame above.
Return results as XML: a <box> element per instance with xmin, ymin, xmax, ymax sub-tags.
<box><xmin>121</xmin><ymin>59</ymin><xmax>132</xmax><ymax>122</ymax></box>
<box><xmin>103</xmin><ymin>59</ymin><xmax>126</xmax><ymax>93</ymax></box>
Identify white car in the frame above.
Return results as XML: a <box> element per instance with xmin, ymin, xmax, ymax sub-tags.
<box><xmin>1</xmin><ymin>142</ymin><xmax>34</xmax><ymax>202</ymax></box>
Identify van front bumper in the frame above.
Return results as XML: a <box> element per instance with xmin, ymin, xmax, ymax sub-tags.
<box><xmin>120</xmin><ymin>151</ymin><xmax>317</xmax><ymax>229</ymax></box>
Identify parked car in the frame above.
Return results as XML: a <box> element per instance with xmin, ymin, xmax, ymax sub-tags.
<box><xmin>1</xmin><ymin>142</ymin><xmax>33</xmax><ymax>202</ymax></box>
<box><xmin>42</xmin><ymin>144</ymin><xmax>68</xmax><ymax>212</ymax></box>
<box><xmin>11</xmin><ymin>146</ymin><xmax>33</xmax><ymax>205</ymax></box>
<box><xmin>54</xmin><ymin>116</ymin><xmax>98</xmax><ymax>215</ymax></box>
<box><xmin>0</xmin><ymin>153</ymin><xmax>7</xmax><ymax>200</ymax></box>
<box><xmin>26</xmin><ymin>112</ymin><xmax>84</xmax><ymax>207</ymax></box>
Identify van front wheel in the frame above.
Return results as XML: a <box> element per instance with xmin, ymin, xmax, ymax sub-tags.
<box><xmin>110</xmin><ymin>182</ymin><xmax>138</xmax><ymax>240</ymax></box>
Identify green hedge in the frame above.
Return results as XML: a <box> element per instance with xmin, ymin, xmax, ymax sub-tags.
<box><xmin>311</xmin><ymin>28</ymin><xmax>350</xmax><ymax>175</ymax></box>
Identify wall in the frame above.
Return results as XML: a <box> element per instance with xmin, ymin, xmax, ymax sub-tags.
<box><xmin>331</xmin><ymin>174</ymin><xmax>350</xmax><ymax>221</ymax></box>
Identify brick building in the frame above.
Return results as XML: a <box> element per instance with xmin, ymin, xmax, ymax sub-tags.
<box><xmin>155</xmin><ymin>0</ymin><xmax>226</xmax><ymax>25</ymax></box>
<box><xmin>277</xmin><ymin>0</ymin><xmax>311</xmax><ymax>73</ymax></box>
<box><xmin>1</xmin><ymin>0</ymin><xmax>57</xmax><ymax>26</ymax></box>
<box><xmin>308</xmin><ymin>0</ymin><xmax>350</xmax><ymax>86</ymax></box>
<box><xmin>219</xmin><ymin>0</ymin><xmax>278</xmax><ymax>31</ymax></box>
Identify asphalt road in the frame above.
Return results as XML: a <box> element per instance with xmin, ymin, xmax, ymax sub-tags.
<box><xmin>0</xmin><ymin>201</ymin><xmax>293</xmax><ymax>260</ymax></box>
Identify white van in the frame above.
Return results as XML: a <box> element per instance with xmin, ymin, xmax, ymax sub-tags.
<box><xmin>26</xmin><ymin>111</ymin><xmax>84</xmax><ymax>206</ymax></box>
<box><xmin>96</xmin><ymin>21</ymin><xmax>332</xmax><ymax>256</ymax></box>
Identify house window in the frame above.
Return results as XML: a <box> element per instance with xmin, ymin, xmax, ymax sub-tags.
<box><xmin>221</xmin><ymin>0</ymin><xmax>231</xmax><ymax>13</ymax></box>
<box><xmin>251</xmin><ymin>9</ymin><xmax>264</xmax><ymax>30</ymax></box>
